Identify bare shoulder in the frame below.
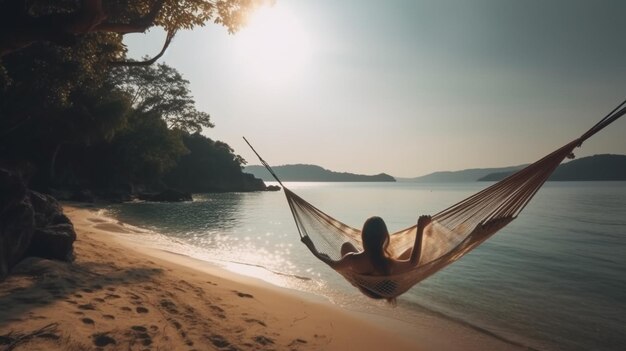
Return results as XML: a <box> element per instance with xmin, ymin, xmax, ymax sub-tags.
<box><xmin>337</xmin><ymin>252</ymin><xmax>374</xmax><ymax>274</ymax></box>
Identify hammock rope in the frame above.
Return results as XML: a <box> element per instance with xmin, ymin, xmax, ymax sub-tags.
<box><xmin>244</xmin><ymin>99</ymin><xmax>625</xmax><ymax>299</ymax></box>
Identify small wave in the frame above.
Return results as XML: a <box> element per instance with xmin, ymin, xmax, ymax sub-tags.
<box><xmin>214</xmin><ymin>259</ymin><xmax>312</xmax><ymax>281</ymax></box>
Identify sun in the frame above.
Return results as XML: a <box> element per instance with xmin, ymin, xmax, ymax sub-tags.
<box><xmin>233</xmin><ymin>5</ymin><xmax>311</xmax><ymax>83</ymax></box>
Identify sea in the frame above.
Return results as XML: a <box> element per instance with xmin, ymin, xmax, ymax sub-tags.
<box><xmin>104</xmin><ymin>181</ymin><xmax>626</xmax><ymax>351</ymax></box>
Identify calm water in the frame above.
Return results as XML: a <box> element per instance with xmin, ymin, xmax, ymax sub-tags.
<box><xmin>106</xmin><ymin>182</ymin><xmax>626</xmax><ymax>351</ymax></box>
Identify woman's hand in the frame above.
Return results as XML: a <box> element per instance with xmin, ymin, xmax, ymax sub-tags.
<box><xmin>417</xmin><ymin>215</ymin><xmax>432</xmax><ymax>228</ymax></box>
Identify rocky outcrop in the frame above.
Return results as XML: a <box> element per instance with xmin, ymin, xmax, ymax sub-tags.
<box><xmin>0</xmin><ymin>167</ymin><xmax>76</xmax><ymax>280</ymax></box>
<box><xmin>0</xmin><ymin>168</ymin><xmax>34</xmax><ymax>279</ymax></box>
<box><xmin>26</xmin><ymin>191</ymin><xmax>76</xmax><ymax>261</ymax></box>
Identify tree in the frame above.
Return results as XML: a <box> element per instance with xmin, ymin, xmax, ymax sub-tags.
<box><xmin>0</xmin><ymin>0</ymin><xmax>266</xmax><ymax>62</ymax></box>
<box><xmin>111</xmin><ymin>62</ymin><xmax>213</xmax><ymax>133</ymax></box>
<box><xmin>164</xmin><ymin>132</ymin><xmax>263</xmax><ymax>192</ymax></box>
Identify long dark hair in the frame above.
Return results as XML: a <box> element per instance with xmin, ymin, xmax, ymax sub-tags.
<box><xmin>361</xmin><ymin>216</ymin><xmax>391</xmax><ymax>275</ymax></box>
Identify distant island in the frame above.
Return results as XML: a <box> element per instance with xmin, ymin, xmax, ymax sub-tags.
<box><xmin>245</xmin><ymin>164</ymin><xmax>396</xmax><ymax>182</ymax></box>
<box><xmin>397</xmin><ymin>165</ymin><xmax>527</xmax><ymax>183</ymax></box>
<box><xmin>479</xmin><ymin>154</ymin><xmax>626</xmax><ymax>181</ymax></box>
<box><xmin>245</xmin><ymin>154</ymin><xmax>626</xmax><ymax>183</ymax></box>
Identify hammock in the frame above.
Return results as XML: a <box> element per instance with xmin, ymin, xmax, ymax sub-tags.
<box><xmin>244</xmin><ymin>99</ymin><xmax>626</xmax><ymax>299</ymax></box>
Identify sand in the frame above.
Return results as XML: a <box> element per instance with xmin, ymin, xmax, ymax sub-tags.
<box><xmin>0</xmin><ymin>205</ymin><xmax>526</xmax><ymax>351</ymax></box>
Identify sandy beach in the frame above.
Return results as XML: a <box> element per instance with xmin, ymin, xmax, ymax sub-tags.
<box><xmin>0</xmin><ymin>205</ymin><xmax>526</xmax><ymax>351</ymax></box>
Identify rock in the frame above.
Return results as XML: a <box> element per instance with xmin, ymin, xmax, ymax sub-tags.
<box><xmin>25</xmin><ymin>190</ymin><xmax>76</xmax><ymax>262</ymax></box>
<box><xmin>137</xmin><ymin>189</ymin><xmax>192</xmax><ymax>202</ymax></box>
<box><xmin>0</xmin><ymin>168</ymin><xmax>35</xmax><ymax>280</ymax></box>
<box><xmin>29</xmin><ymin>191</ymin><xmax>63</xmax><ymax>227</ymax></box>
<box><xmin>265</xmin><ymin>185</ymin><xmax>281</xmax><ymax>192</ymax></box>
<box><xmin>27</xmin><ymin>223</ymin><xmax>76</xmax><ymax>261</ymax></box>
<box><xmin>0</xmin><ymin>167</ymin><xmax>76</xmax><ymax>280</ymax></box>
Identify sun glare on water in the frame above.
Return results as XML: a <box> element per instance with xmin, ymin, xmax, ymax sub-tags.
<box><xmin>234</xmin><ymin>5</ymin><xmax>312</xmax><ymax>83</ymax></box>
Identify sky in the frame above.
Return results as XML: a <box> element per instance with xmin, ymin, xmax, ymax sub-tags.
<box><xmin>124</xmin><ymin>0</ymin><xmax>626</xmax><ymax>178</ymax></box>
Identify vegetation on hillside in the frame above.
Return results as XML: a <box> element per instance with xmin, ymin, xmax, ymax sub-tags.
<box><xmin>0</xmin><ymin>0</ymin><xmax>268</xmax><ymax>199</ymax></box>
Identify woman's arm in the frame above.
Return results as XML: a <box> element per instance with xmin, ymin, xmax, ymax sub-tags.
<box><xmin>409</xmin><ymin>215</ymin><xmax>431</xmax><ymax>265</ymax></box>
<box><xmin>301</xmin><ymin>236</ymin><xmax>350</xmax><ymax>269</ymax></box>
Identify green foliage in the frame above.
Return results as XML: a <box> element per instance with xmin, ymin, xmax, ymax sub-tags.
<box><xmin>111</xmin><ymin>62</ymin><xmax>213</xmax><ymax>133</ymax></box>
<box><xmin>164</xmin><ymin>133</ymin><xmax>259</xmax><ymax>192</ymax></box>
<box><xmin>102</xmin><ymin>110</ymin><xmax>187</xmax><ymax>185</ymax></box>
<box><xmin>0</xmin><ymin>0</ymin><xmax>267</xmax><ymax>194</ymax></box>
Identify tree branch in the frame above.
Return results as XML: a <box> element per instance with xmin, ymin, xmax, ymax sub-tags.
<box><xmin>0</xmin><ymin>0</ymin><xmax>167</xmax><ymax>57</ymax></box>
<box><xmin>92</xmin><ymin>0</ymin><xmax>166</xmax><ymax>34</ymax></box>
<box><xmin>109</xmin><ymin>30</ymin><xmax>176</xmax><ymax>67</ymax></box>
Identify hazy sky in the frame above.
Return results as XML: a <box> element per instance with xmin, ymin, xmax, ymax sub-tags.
<box><xmin>125</xmin><ymin>0</ymin><xmax>626</xmax><ymax>178</ymax></box>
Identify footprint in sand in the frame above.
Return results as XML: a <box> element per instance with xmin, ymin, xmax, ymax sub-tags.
<box><xmin>160</xmin><ymin>299</ymin><xmax>179</xmax><ymax>314</ymax></box>
<box><xmin>121</xmin><ymin>306</ymin><xmax>132</xmax><ymax>312</ymax></box>
<box><xmin>288</xmin><ymin>339</ymin><xmax>308</xmax><ymax>348</ymax></box>
<box><xmin>232</xmin><ymin>290</ymin><xmax>254</xmax><ymax>298</ymax></box>
<box><xmin>136</xmin><ymin>306</ymin><xmax>149</xmax><ymax>313</ymax></box>
<box><xmin>210</xmin><ymin>305</ymin><xmax>226</xmax><ymax>319</ymax></box>
<box><xmin>208</xmin><ymin>334</ymin><xmax>231</xmax><ymax>349</ymax></box>
<box><xmin>130</xmin><ymin>326</ymin><xmax>153</xmax><ymax>346</ymax></box>
<box><xmin>78</xmin><ymin>303</ymin><xmax>96</xmax><ymax>310</ymax></box>
<box><xmin>81</xmin><ymin>317</ymin><xmax>95</xmax><ymax>325</ymax></box>
<box><xmin>103</xmin><ymin>314</ymin><xmax>115</xmax><ymax>320</ymax></box>
<box><xmin>244</xmin><ymin>318</ymin><xmax>266</xmax><ymax>327</ymax></box>
<box><xmin>92</xmin><ymin>333</ymin><xmax>116</xmax><ymax>347</ymax></box>
<box><xmin>254</xmin><ymin>335</ymin><xmax>275</xmax><ymax>346</ymax></box>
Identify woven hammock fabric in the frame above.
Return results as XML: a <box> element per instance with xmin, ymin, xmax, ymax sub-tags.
<box><xmin>285</xmin><ymin>140</ymin><xmax>576</xmax><ymax>298</ymax></box>
<box><xmin>244</xmin><ymin>99</ymin><xmax>626</xmax><ymax>299</ymax></box>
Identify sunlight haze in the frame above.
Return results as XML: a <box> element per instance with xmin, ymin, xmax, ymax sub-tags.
<box><xmin>124</xmin><ymin>0</ymin><xmax>626</xmax><ymax>178</ymax></box>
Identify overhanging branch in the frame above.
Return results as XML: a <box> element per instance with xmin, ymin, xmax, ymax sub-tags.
<box><xmin>0</xmin><ymin>0</ymin><xmax>167</xmax><ymax>57</ymax></box>
<box><xmin>109</xmin><ymin>30</ymin><xmax>176</xmax><ymax>67</ymax></box>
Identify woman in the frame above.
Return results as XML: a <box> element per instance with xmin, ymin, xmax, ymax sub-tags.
<box><xmin>301</xmin><ymin>215</ymin><xmax>432</xmax><ymax>300</ymax></box>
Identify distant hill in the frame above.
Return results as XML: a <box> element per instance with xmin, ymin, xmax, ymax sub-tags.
<box><xmin>397</xmin><ymin>165</ymin><xmax>527</xmax><ymax>183</ymax></box>
<box><xmin>479</xmin><ymin>154</ymin><xmax>626</xmax><ymax>181</ymax></box>
<box><xmin>244</xmin><ymin>164</ymin><xmax>396</xmax><ymax>182</ymax></box>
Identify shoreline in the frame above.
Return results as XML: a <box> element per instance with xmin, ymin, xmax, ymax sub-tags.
<box><xmin>0</xmin><ymin>204</ymin><xmax>530</xmax><ymax>350</ymax></box>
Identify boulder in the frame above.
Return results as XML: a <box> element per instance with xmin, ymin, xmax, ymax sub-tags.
<box><xmin>0</xmin><ymin>167</ymin><xmax>76</xmax><ymax>281</ymax></box>
<box><xmin>265</xmin><ymin>185</ymin><xmax>281</xmax><ymax>192</ymax></box>
<box><xmin>0</xmin><ymin>168</ymin><xmax>35</xmax><ymax>280</ymax></box>
<box><xmin>27</xmin><ymin>223</ymin><xmax>76</xmax><ymax>261</ymax></box>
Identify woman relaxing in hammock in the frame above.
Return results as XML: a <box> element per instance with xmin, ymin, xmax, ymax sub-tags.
<box><xmin>301</xmin><ymin>215</ymin><xmax>432</xmax><ymax>280</ymax></box>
